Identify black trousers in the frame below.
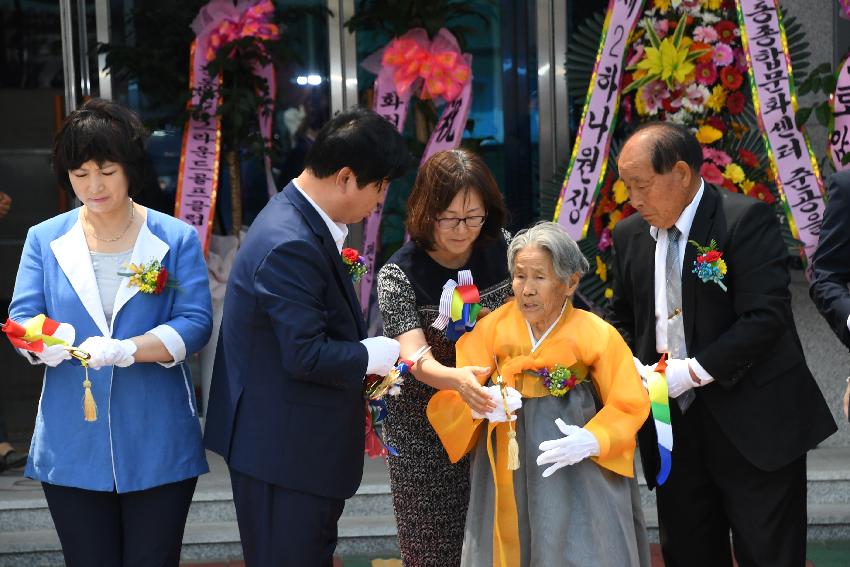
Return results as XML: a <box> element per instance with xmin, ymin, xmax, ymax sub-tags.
<box><xmin>229</xmin><ymin>467</ymin><xmax>345</xmax><ymax>567</ymax></box>
<box><xmin>656</xmin><ymin>397</ymin><xmax>807</xmax><ymax>567</ymax></box>
<box><xmin>42</xmin><ymin>477</ymin><xmax>197</xmax><ymax>567</ymax></box>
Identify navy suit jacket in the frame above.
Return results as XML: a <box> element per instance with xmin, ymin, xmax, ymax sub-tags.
<box><xmin>204</xmin><ymin>182</ymin><xmax>369</xmax><ymax>500</ymax></box>
<box><xmin>607</xmin><ymin>184</ymin><xmax>835</xmax><ymax>488</ymax></box>
<box><xmin>810</xmin><ymin>170</ymin><xmax>850</xmax><ymax>351</ymax></box>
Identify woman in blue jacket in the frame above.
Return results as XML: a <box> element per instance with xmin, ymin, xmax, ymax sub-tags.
<box><xmin>9</xmin><ymin>99</ymin><xmax>213</xmax><ymax>567</ymax></box>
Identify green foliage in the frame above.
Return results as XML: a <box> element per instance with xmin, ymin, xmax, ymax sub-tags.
<box><xmin>345</xmin><ymin>0</ymin><xmax>495</xmax><ymax>47</ymax></box>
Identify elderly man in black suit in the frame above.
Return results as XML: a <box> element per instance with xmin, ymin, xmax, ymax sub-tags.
<box><xmin>607</xmin><ymin>121</ymin><xmax>836</xmax><ymax>567</ymax></box>
<box><xmin>811</xmin><ymin>169</ymin><xmax>850</xmax><ymax>419</ymax></box>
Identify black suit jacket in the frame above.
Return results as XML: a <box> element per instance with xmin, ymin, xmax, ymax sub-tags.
<box><xmin>607</xmin><ymin>184</ymin><xmax>835</xmax><ymax>489</ymax></box>
<box><xmin>810</xmin><ymin>170</ymin><xmax>850</xmax><ymax>351</ymax></box>
<box><xmin>204</xmin><ymin>182</ymin><xmax>369</xmax><ymax>500</ymax></box>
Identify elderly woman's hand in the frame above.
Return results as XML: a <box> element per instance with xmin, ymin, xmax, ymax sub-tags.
<box><xmin>454</xmin><ymin>366</ymin><xmax>498</xmax><ymax>416</ymax></box>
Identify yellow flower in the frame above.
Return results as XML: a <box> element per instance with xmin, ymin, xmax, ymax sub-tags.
<box><xmin>723</xmin><ymin>163</ymin><xmax>746</xmax><ymax>184</ymax></box>
<box><xmin>705</xmin><ymin>0</ymin><xmax>722</xmax><ymax>9</ymax></box>
<box><xmin>696</xmin><ymin>125</ymin><xmax>723</xmax><ymax>144</ymax></box>
<box><xmin>740</xmin><ymin>179</ymin><xmax>754</xmax><ymax>192</ymax></box>
<box><xmin>604</xmin><ymin>288</ymin><xmax>614</xmax><ymax>300</ymax></box>
<box><xmin>607</xmin><ymin>209</ymin><xmax>623</xmax><ymax>229</ymax></box>
<box><xmin>705</xmin><ymin>85</ymin><xmax>728</xmax><ymax>113</ymax></box>
<box><xmin>653</xmin><ymin>0</ymin><xmax>671</xmax><ymax>10</ymax></box>
<box><xmin>613</xmin><ymin>179</ymin><xmax>629</xmax><ymax>204</ymax></box>
<box><xmin>717</xmin><ymin>259</ymin><xmax>728</xmax><ymax>275</ymax></box>
<box><xmin>596</xmin><ymin>256</ymin><xmax>608</xmax><ymax>283</ymax></box>
<box><xmin>634</xmin><ymin>86</ymin><xmax>649</xmax><ymax>116</ymax></box>
<box><xmin>637</xmin><ymin>37</ymin><xmax>696</xmax><ymax>88</ymax></box>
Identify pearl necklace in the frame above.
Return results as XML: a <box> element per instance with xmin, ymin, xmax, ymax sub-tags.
<box><xmin>85</xmin><ymin>199</ymin><xmax>135</xmax><ymax>242</ymax></box>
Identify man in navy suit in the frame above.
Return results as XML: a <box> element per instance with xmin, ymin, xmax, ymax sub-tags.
<box><xmin>205</xmin><ymin>108</ymin><xmax>411</xmax><ymax>566</ymax></box>
<box><xmin>811</xmin><ymin>169</ymin><xmax>850</xmax><ymax>419</ymax></box>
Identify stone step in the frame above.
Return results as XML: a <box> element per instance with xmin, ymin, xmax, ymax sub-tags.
<box><xmin>0</xmin><ymin>516</ymin><xmax>402</xmax><ymax>567</ymax></box>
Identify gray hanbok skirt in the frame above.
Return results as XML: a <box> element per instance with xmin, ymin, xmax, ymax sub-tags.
<box><xmin>461</xmin><ymin>381</ymin><xmax>651</xmax><ymax>567</ymax></box>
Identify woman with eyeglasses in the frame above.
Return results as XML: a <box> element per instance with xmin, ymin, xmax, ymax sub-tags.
<box><xmin>376</xmin><ymin>148</ymin><xmax>510</xmax><ymax>566</ymax></box>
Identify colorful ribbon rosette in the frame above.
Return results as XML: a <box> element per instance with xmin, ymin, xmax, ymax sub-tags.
<box><xmin>364</xmin><ymin>344</ymin><xmax>431</xmax><ymax>458</ymax></box>
<box><xmin>647</xmin><ymin>355</ymin><xmax>673</xmax><ymax>485</ymax></box>
<box><xmin>431</xmin><ymin>270</ymin><xmax>481</xmax><ymax>342</ymax></box>
<box><xmin>2</xmin><ymin>314</ymin><xmax>96</xmax><ymax>421</ymax></box>
<box><xmin>689</xmin><ymin>239</ymin><xmax>727</xmax><ymax>292</ymax></box>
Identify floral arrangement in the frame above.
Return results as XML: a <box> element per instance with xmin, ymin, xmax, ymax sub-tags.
<box><xmin>589</xmin><ymin>0</ymin><xmax>781</xmax><ymax>301</ymax></box>
<box><xmin>341</xmin><ymin>248</ymin><xmax>369</xmax><ymax>283</ymax></box>
<box><xmin>119</xmin><ymin>260</ymin><xmax>177</xmax><ymax>295</ymax></box>
<box><xmin>689</xmin><ymin>238</ymin><xmax>728</xmax><ymax>290</ymax></box>
<box><xmin>526</xmin><ymin>364</ymin><xmax>587</xmax><ymax>398</ymax></box>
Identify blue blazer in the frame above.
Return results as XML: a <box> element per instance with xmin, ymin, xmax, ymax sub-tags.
<box><xmin>9</xmin><ymin>208</ymin><xmax>212</xmax><ymax>493</ymax></box>
<box><xmin>204</xmin><ymin>182</ymin><xmax>369</xmax><ymax>500</ymax></box>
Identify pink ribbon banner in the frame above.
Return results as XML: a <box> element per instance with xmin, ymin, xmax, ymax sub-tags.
<box><xmin>175</xmin><ymin>0</ymin><xmax>278</xmax><ymax>252</ymax></box>
<box><xmin>737</xmin><ymin>0</ymin><xmax>825</xmax><ymax>263</ymax></box>
<box><xmin>554</xmin><ymin>0</ymin><xmax>645</xmax><ymax>241</ymax></box>
<box><xmin>840</xmin><ymin>0</ymin><xmax>850</xmax><ymax>19</ymax></box>
<box><xmin>829</xmin><ymin>53</ymin><xmax>850</xmax><ymax>171</ymax></box>
<box><xmin>359</xmin><ymin>28</ymin><xmax>473</xmax><ymax>316</ymax></box>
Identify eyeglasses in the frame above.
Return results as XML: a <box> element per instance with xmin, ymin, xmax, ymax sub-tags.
<box><xmin>435</xmin><ymin>215</ymin><xmax>487</xmax><ymax>230</ymax></box>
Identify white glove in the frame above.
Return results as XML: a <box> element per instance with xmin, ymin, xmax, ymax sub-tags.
<box><xmin>34</xmin><ymin>344</ymin><xmax>72</xmax><ymax>367</ymax></box>
<box><xmin>471</xmin><ymin>385</ymin><xmax>522</xmax><ymax>422</ymax></box>
<box><xmin>665</xmin><ymin>358</ymin><xmax>716</xmax><ymax>398</ymax></box>
<box><xmin>360</xmin><ymin>336</ymin><xmax>401</xmax><ymax>376</ymax></box>
<box><xmin>78</xmin><ymin>336</ymin><xmax>138</xmax><ymax>370</ymax></box>
<box><xmin>536</xmin><ymin>419</ymin><xmax>600</xmax><ymax>478</ymax></box>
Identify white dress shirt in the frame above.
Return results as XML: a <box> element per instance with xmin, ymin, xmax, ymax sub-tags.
<box><xmin>649</xmin><ymin>179</ymin><xmax>714</xmax><ymax>386</ymax></box>
<box><xmin>292</xmin><ymin>178</ymin><xmax>348</xmax><ymax>252</ymax></box>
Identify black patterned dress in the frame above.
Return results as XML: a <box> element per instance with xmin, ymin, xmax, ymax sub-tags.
<box><xmin>376</xmin><ymin>237</ymin><xmax>512</xmax><ymax>567</ymax></box>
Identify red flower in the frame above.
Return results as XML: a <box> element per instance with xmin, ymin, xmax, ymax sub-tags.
<box><xmin>703</xmin><ymin>250</ymin><xmax>722</xmax><ymax>262</ymax></box>
<box><xmin>342</xmin><ymin>248</ymin><xmax>359</xmax><ymax>263</ymax></box>
<box><xmin>706</xmin><ymin>116</ymin><xmax>726</xmax><ymax>132</ymax></box>
<box><xmin>695</xmin><ymin>61</ymin><xmax>718</xmax><ymax>85</ymax></box>
<box><xmin>566</xmin><ymin>377</ymin><xmax>577</xmax><ymax>388</ymax></box>
<box><xmin>738</xmin><ymin>149</ymin><xmax>759</xmax><ymax>168</ymax></box>
<box><xmin>722</xmin><ymin>179</ymin><xmax>738</xmax><ymax>192</ymax></box>
<box><xmin>720</xmin><ymin>67</ymin><xmax>743</xmax><ymax>91</ymax></box>
<box><xmin>691</xmin><ymin>41</ymin><xmax>714</xmax><ymax>64</ymax></box>
<box><xmin>748</xmin><ymin>183</ymin><xmax>776</xmax><ymax>204</ymax></box>
<box><xmin>715</xmin><ymin>21</ymin><xmax>737</xmax><ymax>44</ymax></box>
<box><xmin>155</xmin><ymin>268</ymin><xmax>169</xmax><ymax>295</ymax></box>
<box><xmin>726</xmin><ymin>91</ymin><xmax>745</xmax><ymax>114</ymax></box>
<box><xmin>622</xmin><ymin>204</ymin><xmax>637</xmax><ymax>218</ymax></box>
<box><xmin>700</xmin><ymin>163</ymin><xmax>725</xmax><ymax>185</ymax></box>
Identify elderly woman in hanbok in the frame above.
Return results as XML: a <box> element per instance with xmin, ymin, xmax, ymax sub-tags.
<box><xmin>427</xmin><ymin>221</ymin><xmax>651</xmax><ymax>567</ymax></box>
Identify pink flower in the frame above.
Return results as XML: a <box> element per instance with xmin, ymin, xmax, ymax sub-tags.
<box><xmin>654</xmin><ymin>19</ymin><xmax>669</xmax><ymax>39</ymax></box>
<box><xmin>695</xmin><ymin>61</ymin><xmax>718</xmax><ymax>85</ymax></box>
<box><xmin>713</xmin><ymin>43</ymin><xmax>734</xmax><ymax>67</ymax></box>
<box><xmin>693</xmin><ymin>26</ymin><xmax>718</xmax><ymax>43</ymax></box>
<box><xmin>598</xmin><ymin>228</ymin><xmax>613</xmax><ymax>252</ymax></box>
<box><xmin>703</xmin><ymin>147</ymin><xmax>732</xmax><ymax>166</ymax></box>
<box><xmin>627</xmin><ymin>44</ymin><xmax>645</xmax><ymax>68</ymax></box>
<box><xmin>700</xmin><ymin>162</ymin><xmax>725</xmax><ymax>185</ymax></box>
<box><xmin>681</xmin><ymin>0</ymin><xmax>701</xmax><ymax>8</ymax></box>
<box><xmin>683</xmin><ymin>84</ymin><xmax>710</xmax><ymax>112</ymax></box>
<box><xmin>642</xmin><ymin>80</ymin><xmax>670</xmax><ymax>115</ymax></box>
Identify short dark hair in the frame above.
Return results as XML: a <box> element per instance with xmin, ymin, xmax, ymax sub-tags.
<box><xmin>303</xmin><ymin>107</ymin><xmax>411</xmax><ymax>187</ymax></box>
<box><xmin>52</xmin><ymin>98</ymin><xmax>152</xmax><ymax>198</ymax></box>
<box><xmin>629</xmin><ymin>121</ymin><xmax>703</xmax><ymax>175</ymax></box>
<box><xmin>406</xmin><ymin>149</ymin><xmax>507</xmax><ymax>250</ymax></box>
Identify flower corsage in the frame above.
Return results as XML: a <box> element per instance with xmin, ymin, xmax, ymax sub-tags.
<box><xmin>526</xmin><ymin>364</ymin><xmax>586</xmax><ymax>398</ymax></box>
<box><xmin>341</xmin><ymin>247</ymin><xmax>368</xmax><ymax>283</ymax></box>
<box><xmin>688</xmin><ymin>239</ymin><xmax>727</xmax><ymax>291</ymax></box>
<box><xmin>119</xmin><ymin>259</ymin><xmax>178</xmax><ymax>295</ymax></box>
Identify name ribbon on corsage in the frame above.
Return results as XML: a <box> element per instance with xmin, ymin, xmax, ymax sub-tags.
<box><xmin>364</xmin><ymin>344</ymin><xmax>431</xmax><ymax>458</ymax></box>
<box><xmin>431</xmin><ymin>270</ymin><xmax>481</xmax><ymax>341</ymax></box>
<box><xmin>2</xmin><ymin>315</ymin><xmax>95</xmax><ymax>421</ymax></box>
<box><xmin>647</xmin><ymin>355</ymin><xmax>673</xmax><ymax>485</ymax></box>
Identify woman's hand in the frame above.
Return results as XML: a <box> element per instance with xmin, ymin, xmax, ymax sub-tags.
<box><xmin>78</xmin><ymin>336</ymin><xmax>137</xmax><ymax>370</ymax></box>
<box><xmin>454</xmin><ymin>366</ymin><xmax>498</xmax><ymax>416</ymax></box>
